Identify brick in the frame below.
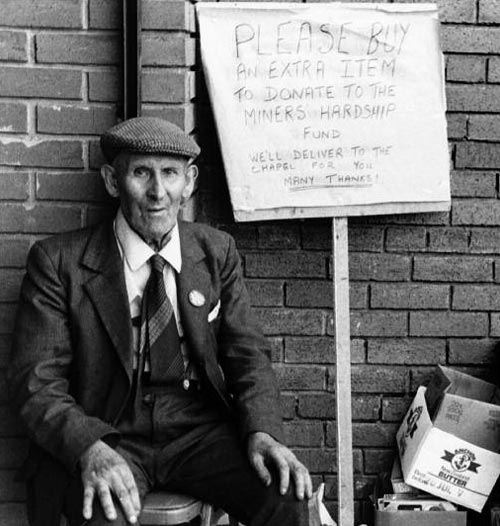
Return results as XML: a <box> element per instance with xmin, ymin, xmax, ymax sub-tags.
<box><xmin>413</xmin><ymin>255</ymin><xmax>493</xmax><ymax>281</ymax></box>
<box><xmin>449</xmin><ymin>338</ymin><xmax>497</xmax><ymax>364</ymax></box>
<box><xmin>446</xmin><ymin>114</ymin><xmax>467</xmax><ymax>140</ymax></box>
<box><xmin>255</xmin><ymin>308</ymin><xmax>325</xmax><ymax>336</ymax></box>
<box><xmin>0</xmin><ymin>31</ymin><xmax>27</xmax><ymax>62</ymax></box>
<box><xmin>469</xmin><ymin>115</ymin><xmax>500</xmax><ymax>141</ymax></box>
<box><xmin>142</xmin><ymin>69</ymin><xmax>195</xmax><ymax>103</ymax></box>
<box><xmin>451</xmin><ymin>171</ymin><xmax>497</xmax><ymax>198</ymax></box>
<box><xmin>293</xmin><ymin>448</ymin><xmax>337</xmax><ymax>474</ymax></box>
<box><xmin>0</xmin><ymin>504</ymin><xmax>27</xmax><ymax>526</ymax></box>
<box><xmin>347</xmin><ymin>311</ymin><xmax>407</xmax><ymax>337</ymax></box>
<box><xmin>386</xmin><ymin>227</ymin><xmax>426</xmax><ymax>251</ymax></box>
<box><xmin>2</xmin><ymin>0</ymin><xmax>82</xmax><ymax>28</ymax></box>
<box><xmin>0</xmin><ymin>471</ymin><xmax>25</xmax><ymax>501</ymax></box>
<box><xmin>428</xmin><ymin>227</ymin><xmax>469</xmax><ymax>252</ymax></box>
<box><xmin>0</xmin><ymin>67</ymin><xmax>81</xmax><ymax>99</ymax></box>
<box><xmin>142</xmin><ymin>0</ymin><xmax>195</xmax><ymax>31</ymax></box>
<box><xmin>350</xmin><ymin>422</ymin><xmax>399</xmax><ymax>447</ymax></box>
<box><xmin>479</xmin><ymin>0</ymin><xmax>500</xmax><ymax>23</ymax></box>
<box><xmin>441</xmin><ymin>26</ymin><xmax>500</xmax><ymax>54</ymax></box>
<box><xmin>452</xmin><ymin>199</ymin><xmax>500</xmax><ymax>226</ymax></box>
<box><xmin>85</xmin><ymin>204</ymin><xmax>116</xmax><ymax>226</ymax></box>
<box><xmin>368</xmin><ymin>338</ymin><xmax>446</xmax><ymax>364</ymax></box>
<box><xmin>429</xmin><ymin>0</ymin><xmax>476</xmax><ymax>23</ymax></box>
<box><xmin>446</xmin><ymin>55</ymin><xmax>486</xmax><ymax>82</ymax></box>
<box><xmin>89</xmin><ymin>0</ymin><xmax>122</xmax><ymax>29</ymax></box>
<box><xmin>457</xmin><ymin>142</ymin><xmax>500</xmax><ymax>170</ymax></box>
<box><xmin>410</xmin><ymin>311</ymin><xmax>488</xmax><ymax>337</ymax></box>
<box><xmin>0</xmin><ymin>303</ymin><xmax>16</xmax><ymax>333</ymax></box>
<box><xmin>285</xmin><ymin>337</ymin><xmax>365</xmax><ymax>364</ymax></box>
<box><xmin>219</xmin><ymin>224</ymin><xmax>258</xmax><ymax>250</ymax></box>
<box><xmin>0</xmin><ymin>204</ymin><xmax>81</xmax><ymax>233</ymax></box>
<box><xmin>364</xmin><ymin>449</ymin><xmax>393</xmax><ymax>474</ymax></box>
<box><xmin>488</xmin><ymin>313</ymin><xmax>500</xmax><ymax>338</ymax></box>
<box><xmin>0</xmin><ymin>140</ymin><xmax>83</xmax><ymax>168</ymax></box>
<box><xmin>371</xmin><ymin>284</ymin><xmax>449</xmax><ymax>310</ymax></box>
<box><xmin>0</xmin><ymin>270</ymin><xmax>23</xmax><ymax>301</ymax></box>
<box><xmin>89</xmin><ymin>139</ymin><xmax>106</xmax><ymax>169</ymax></box>
<box><xmin>447</xmin><ymin>85</ymin><xmax>500</xmax><ymax>112</ymax></box>
<box><xmin>301</xmin><ymin>220</ymin><xmax>330</xmax><ymax>250</ymax></box>
<box><xmin>268</xmin><ymin>337</ymin><xmax>283</xmax><ymax>363</ymax></box>
<box><xmin>258</xmin><ymin>224</ymin><xmax>300</xmax><ymax>250</ymax></box>
<box><xmin>453</xmin><ymin>285</ymin><xmax>500</xmax><ymax>310</ymax></box>
<box><xmin>348</xmin><ymin>226</ymin><xmax>384</xmax><ymax>252</ymax></box>
<box><xmin>246</xmin><ymin>252</ymin><xmax>326</xmax><ymax>278</ymax></box>
<box><xmin>348</xmin><ymin>253</ymin><xmax>411</xmax><ymax>281</ymax></box>
<box><xmin>0</xmin><ymin>238</ymin><xmax>30</xmax><ymax>267</ymax></box>
<box><xmin>88</xmin><ymin>70</ymin><xmax>121</xmax><ymax>102</ymax></box>
<box><xmin>0</xmin><ymin>438</ymin><xmax>27</xmax><ymax>468</ymax></box>
<box><xmin>286</xmin><ymin>280</ymin><xmax>367</xmax><ymax>309</ymax></box>
<box><xmin>0</xmin><ymin>172</ymin><xmax>29</xmax><ymax>200</ymax></box>
<box><xmin>284</xmin><ymin>421</ymin><xmax>324</xmax><ymax>447</ymax></box>
<box><xmin>490</xmin><ymin>57</ymin><xmax>500</xmax><ymax>83</ymax></box>
<box><xmin>0</xmin><ymin>102</ymin><xmax>28</xmax><ymax>133</ymax></box>
<box><xmin>382</xmin><ymin>397</ymin><xmax>412</xmax><ymax>422</ymax></box>
<box><xmin>246</xmin><ymin>279</ymin><xmax>284</xmax><ymax>306</ymax></box>
<box><xmin>350</xmin><ymin>365</ymin><xmax>408</xmax><ymax>394</ymax></box>
<box><xmin>369</xmin><ymin>212</ymin><xmax>449</xmax><ymax>226</ymax></box>
<box><xmin>275</xmin><ymin>364</ymin><xmax>326</xmax><ymax>390</ymax></box>
<box><xmin>280</xmin><ymin>393</ymin><xmax>297</xmax><ymax>419</ymax></box>
<box><xmin>410</xmin><ymin>366</ymin><xmax>440</xmax><ymax>391</ymax></box>
<box><xmin>37</xmin><ymin>104</ymin><xmax>116</xmax><ymax>135</ymax></box>
<box><xmin>142</xmin><ymin>104</ymin><xmax>195</xmax><ymax>132</ymax></box>
<box><xmin>142</xmin><ymin>33</ymin><xmax>195</xmax><ymax>67</ymax></box>
<box><xmin>36</xmin><ymin>172</ymin><xmax>109</xmax><ymax>202</ymax></box>
<box><xmin>297</xmin><ymin>394</ymin><xmax>377</xmax><ymax>434</ymax></box>
<box><xmin>470</xmin><ymin>228</ymin><xmax>500</xmax><ymax>253</ymax></box>
<box><xmin>36</xmin><ymin>34</ymin><xmax>120</xmax><ymax>65</ymax></box>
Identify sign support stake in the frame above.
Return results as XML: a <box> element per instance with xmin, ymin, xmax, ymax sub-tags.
<box><xmin>332</xmin><ymin>217</ymin><xmax>354</xmax><ymax>526</ymax></box>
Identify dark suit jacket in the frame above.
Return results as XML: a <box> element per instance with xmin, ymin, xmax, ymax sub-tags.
<box><xmin>8</xmin><ymin>219</ymin><xmax>283</xmax><ymax>482</ymax></box>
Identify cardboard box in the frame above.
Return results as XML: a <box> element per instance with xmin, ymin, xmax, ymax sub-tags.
<box><xmin>396</xmin><ymin>366</ymin><xmax>500</xmax><ymax>512</ymax></box>
<box><xmin>374</xmin><ymin>509</ymin><xmax>466</xmax><ymax>526</ymax></box>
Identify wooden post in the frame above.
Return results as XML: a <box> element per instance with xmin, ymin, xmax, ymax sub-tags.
<box><xmin>332</xmin><ymin>217</ymin><xmax>354</xmax><ymax>526</ymax></box>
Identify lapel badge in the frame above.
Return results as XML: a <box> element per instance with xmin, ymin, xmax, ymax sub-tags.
<box><xmin>188</xmin><ymin>290</ymin><xmax>206</xmax><ymax>308</ymax></box>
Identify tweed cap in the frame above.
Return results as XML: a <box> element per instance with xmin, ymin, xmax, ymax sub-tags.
<box><xmin>100</xmin><ymin>117</ymin><xmax>201</xmax><ymax>163</ymax></box>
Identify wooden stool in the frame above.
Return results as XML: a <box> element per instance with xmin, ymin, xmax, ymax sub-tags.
<box><xmin>139</xmin><ymin>490</ymin><xmax>227</xmax><ymax>526</ymax></box>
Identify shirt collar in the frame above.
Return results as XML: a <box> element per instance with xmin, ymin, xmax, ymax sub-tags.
<box><xmin>114</xmin><ymin>208</ymin><xmax>182</xmax><ymax>273</ymax></box>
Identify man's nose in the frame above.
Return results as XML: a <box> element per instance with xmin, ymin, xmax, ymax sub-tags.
<box><xmin>147</xmin><ymin>173</ymin><xmax>166</xmax><ymax>199</ymax></box>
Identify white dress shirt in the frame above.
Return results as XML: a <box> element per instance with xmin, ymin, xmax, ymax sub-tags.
<box><xmin>113</xmin><ymin>209</ymin><xmax>189</xmax><ymax>372</ymax></box>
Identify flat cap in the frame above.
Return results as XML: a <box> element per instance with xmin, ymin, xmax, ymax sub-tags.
<box><xmin>100</xmin><ymin>117</ymin><xmax>200</xmax><ymax>163</ymax></box>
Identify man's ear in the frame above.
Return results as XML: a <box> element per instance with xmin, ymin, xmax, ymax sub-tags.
<box><xmin>181</xmin><ymin>164</ymin><xmax>198</xmax><ymax>204</ymax></box>
<box><xmin>100</xmin><ymin>164</ymin><xmax>120</xmax><ymax>198</ymax></box>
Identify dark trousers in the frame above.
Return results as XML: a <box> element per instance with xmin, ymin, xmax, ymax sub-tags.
<box><xmin>62</xmin><ymin>383</ymin><xmax>309</xmax><ymax>526</ymax></box>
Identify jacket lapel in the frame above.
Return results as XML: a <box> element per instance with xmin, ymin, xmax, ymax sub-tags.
<box><xmin>177</xmin><ymin>222</ymin><xmax>212</xmax><ymax>365</ymax></box>
<box><xmin>81</xmin><ymin>221</ymin><xmax>134</xmax><ymax>380</ymax></box>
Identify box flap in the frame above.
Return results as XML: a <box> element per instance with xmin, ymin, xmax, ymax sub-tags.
<box><xmin>425</xmin><ymin>366</ymin><xmax>500</xmax><ymax>418</ymax></box>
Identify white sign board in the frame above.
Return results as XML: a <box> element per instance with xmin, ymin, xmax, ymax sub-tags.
<box><xmin>197</xmin><ymin>3</ymin><xmax>450</xmax><ymax>222</ymax></box>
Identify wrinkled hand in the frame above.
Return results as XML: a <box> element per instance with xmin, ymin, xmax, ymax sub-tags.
<box><xmin>247</xmin><ymin>431</ymin><xmax>312</xmax><ymax>500</ymax></box>
<box><xmin>80</xmin><ymin>440</ymin><xmax>141</xmax><ymax>524</ymax></box>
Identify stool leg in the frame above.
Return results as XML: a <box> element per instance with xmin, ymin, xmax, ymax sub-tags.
<box><xmin>200</xmin><ymin>503</ymin><xmax>214</xmax><ymax>526</ymax></box>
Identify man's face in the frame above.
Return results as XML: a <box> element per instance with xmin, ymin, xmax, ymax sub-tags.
<box><xmin>102</xmin><ymin>153</ymin><xmax>197</xmax><ymax>247</ymax></box>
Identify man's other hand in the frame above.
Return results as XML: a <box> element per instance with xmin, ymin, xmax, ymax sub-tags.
<box><xmin>247</xmin><ymin>431</ymin><xmax>313</xmax><ymax>500</ymax></box>
<box><xmin>80</xmin><ymin>440</ymin><xmax>141</xmax><ymax>524</ymax></box>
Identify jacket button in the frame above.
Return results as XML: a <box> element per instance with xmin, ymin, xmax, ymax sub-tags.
<box><xmin>142</xmin><ymin>393</ymin><xmax>154</xmax><ymax>406</ymax></box>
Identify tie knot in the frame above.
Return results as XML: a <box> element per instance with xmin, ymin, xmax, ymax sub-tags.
<box><xmin>150</xmin><ymin>254</ymin><xmax>166</xmax><ymax>274</ymax></box>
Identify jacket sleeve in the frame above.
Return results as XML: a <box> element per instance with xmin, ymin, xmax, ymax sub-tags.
<box><xmin>8</xmin><ymin>242</ymin><xmax>119</xmax><ymax>473</ymax></box>
<box><xmin>216</xmin><ymin>235</ymin><xmax>284</xmax><ymax>443</ymax></box>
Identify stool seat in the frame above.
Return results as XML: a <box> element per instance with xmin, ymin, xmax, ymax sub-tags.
<box><xmin>139</xmin><ymin>490</ymin><xmax>223</xmax><ymax>525</ymax></box>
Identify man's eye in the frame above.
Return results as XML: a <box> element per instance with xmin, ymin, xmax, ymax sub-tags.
<box><xmin>134</xmin><ymin>167</ymin><xmax>149</xmax><ymax>177</ymax></box>
<box><xmin>164</xmin><ymin>168</ymin><xmax>179</xmax><ymax>177</ymax></box>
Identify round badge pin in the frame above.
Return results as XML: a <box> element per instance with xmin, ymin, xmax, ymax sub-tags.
<box><xmin>188</xmin><ymin>290</ymin><xmax>206</xmax><ymax>307</ymax></box>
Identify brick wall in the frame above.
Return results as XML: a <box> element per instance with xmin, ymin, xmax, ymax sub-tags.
<box><xmin>0</xmin><ymin>0</ymin><xmax>499</xmax><ymax>524</ymax></box>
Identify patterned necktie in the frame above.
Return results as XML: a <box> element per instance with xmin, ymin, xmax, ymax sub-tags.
<box><xmin>139</xmin><ymin>254</ymin><xmax>183</xmax><ymax>383</ymax></box>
